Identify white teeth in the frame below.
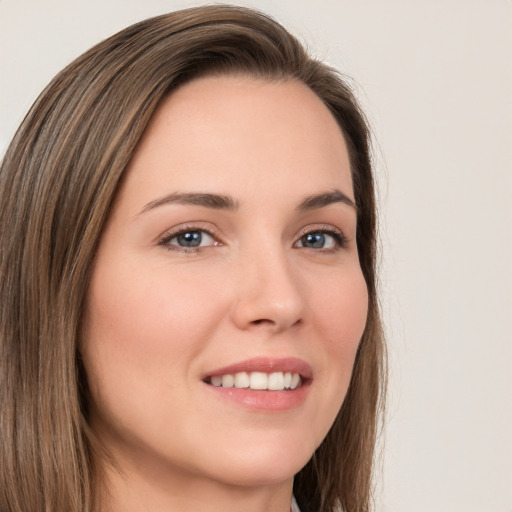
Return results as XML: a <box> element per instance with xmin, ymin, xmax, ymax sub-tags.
<box><xmin>250</xmin><ymin>372</ymin><xmax>268</xmax><ymax>390</ymax></box>
<box><xmin>221</xmin><ymin>374</ymin><xmax>234</xmax><ymax>387</ymax></box>
<box><xmin>268</xmin><ymin>372</ymin><xmax>285</xmax><ymax>390</ymax></box>
<box><xmin>234</xmin><ymin>372</ymin><xmax>250</xmax><ymax>388</ymax></box>
<box><xmin>211</xmin><ymin>375</ymin><xmax>222</xmax><ymax>387</ymax></box>
<box><xmin>209</xmin><ymin>371</ymin><xmax>302</xmax><ymax>391</ymax></box>
<box><xmin>290</xmin><ymin>373</ymin><xmax>301</xmax><ymax>390</ymax></box>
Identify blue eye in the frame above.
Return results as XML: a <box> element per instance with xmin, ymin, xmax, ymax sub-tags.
<box><xmin>302</xmin><ymin>233</ymin><xmax>328</xmax><ymax>248</ymax></box>
<box><xmin>174</xmin><ymin>231</ymin><xmax>203</xmax><ymax>247</ymax></box>
<box><xmin>160</xmin><ymin>229</ymin><xmax>217</xmax><ymax>251</ymax></box>
<box><xmin>295</xmin><ymin>230</ymin><xmax>346</xmax><ymax>250</ymax></box>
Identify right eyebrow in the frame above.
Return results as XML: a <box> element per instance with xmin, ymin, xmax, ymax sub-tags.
<box><xmin>138</xmin><ymin>192</ymin><xmax>239</xmax><ymax>216</ymax></box>
<box><xmin>296</xmin><ymin>189</ymin><xmax>357</xmax><ymax>211</ymax></box>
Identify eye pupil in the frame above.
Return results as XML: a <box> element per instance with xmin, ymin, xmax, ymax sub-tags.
<box><xmin>177</xmin><ymin>231</ymin><xmax>202</xmax><ymax>247</ymax></box>
<box><xmin>303</xmin><ymin>233</ymin><xmax>325</xmax><ymax>248</ymax></box>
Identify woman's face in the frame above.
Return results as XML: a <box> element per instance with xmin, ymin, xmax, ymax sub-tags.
<box><xmin>82</xmin><ymin>76</ymin><xmax>368</xmax><ymax>490</ymax></box>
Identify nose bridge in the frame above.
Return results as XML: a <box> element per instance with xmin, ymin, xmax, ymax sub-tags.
<box><xmin>231</xmin><ymin>238</ymin><xmax>304</xmax><ymax>332</ymax></box>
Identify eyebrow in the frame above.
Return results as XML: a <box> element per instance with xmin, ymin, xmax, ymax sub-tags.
<box><xmin>139</xmin><ymin>192</ymin><xmax>239</xmax><ymax>215</ymax></box>
<box><xmin>296</xmin><ymin>189</ymin><xmax>357</xmax><ymax>211</ymax></box>
<box><xmin>138</xmin><ymin>188</ymin><xmax>356</xmax><ymax>216</ymax></box>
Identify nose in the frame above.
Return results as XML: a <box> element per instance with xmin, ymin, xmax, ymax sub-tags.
<box><xmin>230</xmin><ymin>245</ymin><xmax>304</xmax><ymax>333</ymax></box>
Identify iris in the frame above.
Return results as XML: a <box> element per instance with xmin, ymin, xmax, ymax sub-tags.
<box><xmin>302</xmin><ymin>233</ymin><xmax>326</xmax><ymax>248</ymax></box>
<box><xmin>177</xmin><ymin>231</ymin><xmax>202</xmax><ymax>247</ymax></box>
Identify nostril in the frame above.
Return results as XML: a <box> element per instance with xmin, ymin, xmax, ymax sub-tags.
<box><xmin>249</xmin><ymin>318</ymin><xmax>302</xmax><ymax>329</ymax></box>
<box><xmin>252</xmin><ymin>319</ymin><xmax>272</xmax><ymax>325</ymax></box>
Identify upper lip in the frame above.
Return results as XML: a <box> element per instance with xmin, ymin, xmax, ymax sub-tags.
<box><xmin>203</xmin><ymin>357</ymin><xmax>313</xmax><ymax>380</ymax></box>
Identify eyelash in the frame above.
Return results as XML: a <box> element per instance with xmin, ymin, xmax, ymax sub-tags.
<box><xmin>157</xmin><ymin>224</ymin><xmax>349</xmax><ymax>254</ymax></box>
<box><xmin>295</xmin><ymin>225</ymin><xmax>349</xmax><ymax>252</ymax></box>
<box><xmin>157</xmin><ymin>224</ymin><xmax>220</xmax><ymax>253</ymax></box>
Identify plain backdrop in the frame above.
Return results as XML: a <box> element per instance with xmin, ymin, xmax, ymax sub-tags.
<box><xmin>1</xmin><ymin>1</ymin><xmax>511</xmax><ymax>511</ymax></box>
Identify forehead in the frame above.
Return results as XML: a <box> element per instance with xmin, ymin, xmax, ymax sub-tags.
<box><xmin>121</xmin><ymin>75</ymin><xmax>353</xmax><ymax>209</ymax></box>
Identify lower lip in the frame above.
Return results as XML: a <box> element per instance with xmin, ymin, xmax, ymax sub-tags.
<box><xmin>205</xmin><ymin>382</ymin><xmax>310</xmax><ymax>411</ymax></box>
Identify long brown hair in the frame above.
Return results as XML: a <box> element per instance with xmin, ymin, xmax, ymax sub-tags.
<box><xmin>0</xmin><ymin>5</ymin><xmax>385</xmax><ymax>512</ymax></box>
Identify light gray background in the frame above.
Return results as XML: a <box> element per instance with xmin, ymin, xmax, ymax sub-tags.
<box><xmin>1</xmin><ymin>1</ymin><xmax>511</xmax><ymax>511</ymax></box>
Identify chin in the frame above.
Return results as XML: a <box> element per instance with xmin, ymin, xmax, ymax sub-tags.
<box><xmin>208</xmin><ymin>458</ymin><xmax>306</xmax><ymax>488</ymax></box>
<box><xmin>193</xmin><ymin>433</ymin><xmax>317</xmax><ymax>488</ymax></box>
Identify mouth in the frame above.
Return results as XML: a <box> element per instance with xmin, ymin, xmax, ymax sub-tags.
<box><xmin>202</xmin><ymin>357</ymin><xmax>312</xmax><ymax>406</ymax></box>
<box><xmin>205</xmin><ymin>371</ymin><xmax>303</xmax><ymax>391</ymax></box>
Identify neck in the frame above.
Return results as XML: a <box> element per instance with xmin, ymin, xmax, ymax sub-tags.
<box><xmin>96</xmin><ymin>457</ymin><xmax>295</xmax><ymax>512</ymax></box>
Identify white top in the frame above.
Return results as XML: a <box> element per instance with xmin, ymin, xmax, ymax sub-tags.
<box><xmin>291</xmin><ymin>495</ymin><xmax>301</xmax><ymax>512</ymax></box>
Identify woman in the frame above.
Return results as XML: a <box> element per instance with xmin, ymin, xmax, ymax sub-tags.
<box><xmin>0</xmin><ymin>5</ymin><xmax>385</xmax><ymax>512</ymax></box>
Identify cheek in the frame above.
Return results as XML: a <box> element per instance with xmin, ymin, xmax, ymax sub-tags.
<box><xmin>311</xmin><ymin>265</ymin><xmax>368</xmax><ymax>398</ymax></box>
<box><xmin>81</xmin><ymin>260</ymin><xmax>228</xmax><ymax>399</ymax></box>
<box><xmin>299</xmin><ymin>264</ymin><xmax>368</xmax><ymax>448</ymax></box>
<box><xmin>80</xmin><ymin>262</ymin><xmax>231</xmax><ymax>453</ymax></box>
<box><xmin>316</xmin><ymin>267</ymin><xmax>369</xmax><ymax>353</ymax></box>
<box><xmin>88</xmin><ymin>259</ymin><xmax>220</xmax><ymax>342</ymax></box>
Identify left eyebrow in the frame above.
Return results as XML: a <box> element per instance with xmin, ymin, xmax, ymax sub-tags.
<box><xmin>296</xmin><ymin>189</ymin><xmax>357</xmax><ymax>211</ymax></box>
<box><xmin>138</xmin><ymin>192</ymin><xmax>239</xmax><ymax>216</ymax></box>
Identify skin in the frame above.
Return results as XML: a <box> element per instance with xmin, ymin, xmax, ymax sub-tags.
<box><xmin>81</xmin><ymin>75</ymin><xmax>368</xmax><ymax>512</ymax></box>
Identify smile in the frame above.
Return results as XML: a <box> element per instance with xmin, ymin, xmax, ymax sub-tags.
<box><xmin>202</xmin><ymin>358</ymin><xmax>313</xmax><ymax>410</ymax></box>
<box><xmin>207</xmin><ymin>371</ymin><xmax>302</xmax><ymax>391</ymax></box>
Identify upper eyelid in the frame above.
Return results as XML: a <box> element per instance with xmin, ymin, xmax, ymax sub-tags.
<box><xmin>297</xmin><ymin>223</ymin><xmax>341</xmax><ymax>233</ymax></box>
<box><xmin>295</xmin><ymin>224</ymin><xmax>346</xmax><ymax>238</ymax></box>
